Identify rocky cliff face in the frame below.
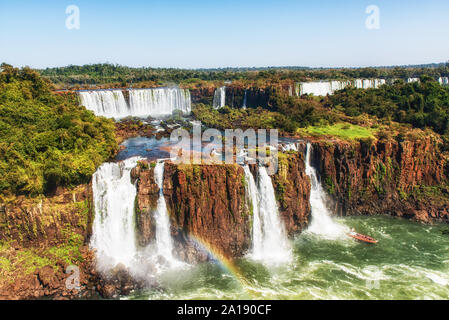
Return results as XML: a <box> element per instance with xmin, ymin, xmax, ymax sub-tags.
<box><xmin>307</xmin><ymin>135</ymin><xmax>449</xmax><ymax>223</ymax></box>
<box><xmin>0</xmin><ymin>185</ymin><xmax>99</xmax><ymax>299</ymax></box>
<box><xmin>131</xmin><ymin>153</ymin><xmax>311</xmax><ymax>260</ymax></box>
<box><xmin>189</xmin><ymin>82</ymin><xmax>295</xmax><ymax>109</ymax></box>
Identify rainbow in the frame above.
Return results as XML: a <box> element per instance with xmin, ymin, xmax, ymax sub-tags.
<box><xmin>188</xmin><ymin>234</ymin><xmax>263</xmax><ymax>298</ymax></box>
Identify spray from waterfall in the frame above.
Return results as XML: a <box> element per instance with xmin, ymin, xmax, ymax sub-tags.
<box><xmin>244</xmin><ymin>165</ymin><xmax>291</xmax><ymax>264</ymax></box>
<box><xmin>305</xmin><ymin>143</ymin><xmax>347</xmax><ymax>239</ymax></box>
<box><xmin>90</xmin><ymin>157</ymin><xmax>141</xmax><ymax>272</ymax></box>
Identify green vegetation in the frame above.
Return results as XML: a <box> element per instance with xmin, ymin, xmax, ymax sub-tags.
<box><xmin>0</xmin><ymin>64</ymin><xmax>117</xmax><ymax>197</ymax></box>
<box><xmin>329</xmin><ymin>77</ymin><xmax>449</xmax><ymax>135</ymax></box>
<box><xmin>39</xmin><ymin>63</ymin><xmax>449</xmax><ymax>88</ymax></box>
<box><xmin>297</xmin><ymin>123</ymin><xmax>376</xmax><ymax>140</ymax></box>
<box><xmin>193</xmin><ymin>98</ymin><xmax>335</xmax><ymax>134</ymax></box>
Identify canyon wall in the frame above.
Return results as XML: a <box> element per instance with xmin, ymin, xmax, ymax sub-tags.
<box><xmin>0</xmin><ymin>185</ymin><xmax>98</xmax><ymax>299</ymax></box>
<box><xmin>307</xmin><ymin>135</ymin><xmax>449</xmax><ymax>223</ymax></box>
<box><xmin>131</xmin><ymin>152</ymin><xmax>311</xmax><ymax>259</ymax></box>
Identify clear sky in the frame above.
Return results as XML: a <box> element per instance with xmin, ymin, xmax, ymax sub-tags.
<box><xmin>1</xmin><ymin>0</ymin><xmax>448</xmax><ymax>69</ymax></box>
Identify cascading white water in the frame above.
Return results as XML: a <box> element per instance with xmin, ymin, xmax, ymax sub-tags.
<box><xmin>244</xmin><ymin>165</ymin><xmax>291</xmax><ymax>263</ymax></box>
<box><xmin>79</xmin><ymin>90</ymin><xmax>129</xmax><ymax>118</ymax></box>
<box><xmin>242</xmin><ymin>90</ymin><xmax>247</xmax><ymax>109</ymax></box>
<box><xmin>297</xmin><ymin>79</ymin><xmax>386</xmax><ymax>96</ymax></box>
<box><xmin>153</xmin><ymin>162</ymin><xmax>177</xmax><ymax>263</ymax></box>
<box><xmin>90</xmin><ymin>157</ymin><xmax>141</xmax><ymax>271</ymax></box>
<box><xmin>305</xmin><ymin>143</ymin><xmax>347</xmax><ymax>239</ymax></box>
<box><xmin>78</xmin><ymin>87</ymin><xmax>191</xmax><ymax>119</ymax></box>
<box><xmin>213</xmin><ymin>86</ymin><xmax>226</xmax><ymax>109</ymax></box>
<box><xmin>243</xmin><ymin>166</ymin><xmax>262</xmax><ymax>256</ymax></box>
<box><xmin>128</xmin><ymin>88</ymin><xmax>191</xmax><ymax>117</ymax></box>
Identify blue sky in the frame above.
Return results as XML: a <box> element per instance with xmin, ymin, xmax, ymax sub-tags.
<box><xmin>1</xmin><ymin>0</ymin><xmax>448</xmax><ymax>68</ymax></box>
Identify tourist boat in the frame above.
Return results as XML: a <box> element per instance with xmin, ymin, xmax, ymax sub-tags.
<box><xmin>348</xmin><ymin>231</ymin><xmax>378</xmax><ymax>244</ymax></box>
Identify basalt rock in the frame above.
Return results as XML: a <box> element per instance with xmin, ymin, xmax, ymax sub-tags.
<box><xmin>132</xmin><ymin>154</ymin><xmax>311</xmax><ymax>259</ymax></box>
<box><xmin>271</xmin><ymin>152</ymin><xmax>311</xmax><ymax>235</ymax></box>
<box><xmin>163</xmin><ymin>162</ymin><xmax>251</xmax><ymax>258</ymax></box>
<box><xmin>307</xmin><ymin>135</ymin><xmax>449</xmax><ymax>223</ymax></box>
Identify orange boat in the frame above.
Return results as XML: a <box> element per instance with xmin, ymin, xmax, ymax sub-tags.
<box><xmin>348</xmin><ymin>231</ymin><xmax>378</xmax><ymax>244</ymax></box>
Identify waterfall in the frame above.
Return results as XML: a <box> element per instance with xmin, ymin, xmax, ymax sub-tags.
<box><xmin>90</xmin><ymin>157</ymin><xmax>141</xmax><ymax>271</ymax></box>
<box><xmin>297</xmin><ymin>79</ymin><xmax>386</xmax><ymax>96</ymax></box>
<box><xmin>243</xmin><ymin>166</ymin><xmax>262</xmax><ymax>257</ymax></box>
<box><xmin>440</xmin><ymin>77</ymin><xmax>449</xmax><ymax>86</ymax></box>
<box><xmin>128</xmin><ymin>88</ymin><xmax>191</xmax><ymax>117</ymax></box>
<box><xmin>213</xmin><ymin>86</ymin><xmax>226</xmax><ymax>109</ymax></box>
<box><xmin>244</xmin><ymin>165</ymin><xmax>291</xmax><ymax>263</ymax></box>
<box><xmin>354</xmin><ymin>79</ymin><xmax>386</xmax><ymax>89</ymax></box>
<box><xmin>242</xmin><ymin>90</ymin><xmax>247</xmax><ymax>109</ymax></box>
<box><xmin>79</xmin><ymin>90</ymin><xmax>129</xmax><ymax>118</ymax></box>
<box><xmin>152</xmin><ymin>161</ymin><xmax>177</xmax><ymax>264</ymax></box>
<box><xmin>407</xmin><ymin>78</ymin><xmax>420</xmax><ymax>83</ymax></box>
<box><xmin>78</xmin><ymin>87</ymin><xmax>191</xmax><ymax>119</ymax></box>
<box><xmin>305</xmin><ymin>143</ymin><xmax>347</xmax><ymax>239</ymax></box>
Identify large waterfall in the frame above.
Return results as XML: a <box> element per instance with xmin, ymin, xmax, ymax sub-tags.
<box><xmin>90</xmin><ymin>157</ymin><xmax>184</xmax><ymax>277</ymax></box>
<box><xmin>244</xmin><ymin>165</ymin><xmax>291</xmax><ymax>263</ymax></box>
<box><xmin>297</xmin><ymin>79</ymin><xmax>386</xmax><ymax>96</ymax></box>
<box><xmin>213</xmin><ymin>86</ymin><xmax>226</xmax><ymax>109</ymax></box>
<box><xmin>305</xmin><ymin>143</ymin><xmax>347</xmax><ymax>239</ymax></box>
<box><xmin>79</xmin><ymin>87</ymin><xmax>191</xmax><ymax>119</ymax></box>
<box><xmin>90</xmin><ymin>157</ymin><xmax>140</xmax><ymax>271</ymax></box>
<box><xmin>79</xmin><ymin>90</ymin><xmax>129</xmax><ymax>119</ymax></box>
<box><xmin>152</xmin><ymin>162</ymin><xmax>177</xmax><ymax>264</ymax></box>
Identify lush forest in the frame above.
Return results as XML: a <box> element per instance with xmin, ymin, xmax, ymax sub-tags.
<box><xmin>40</xmin><ymin>63</ymin><xmax>449</xmax><ymax>88</ymax></box>
<box><xmin>0</xmin><ymin>64</ymin><xmax>117</xmax><ymax>198</ymax></box>
<box><xmin>328</xmin><ymin>76</ymin><xmax>449</xmax><ymax>135</ymax></box>
<box><xmin>3</xmin><ymin>62</ymin><xmax>449</xmax><ymax>197</ymax></box>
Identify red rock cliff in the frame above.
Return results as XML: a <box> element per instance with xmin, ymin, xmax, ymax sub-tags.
<box><xmin>307</xmin><ymin>135</ymin><xmax>449</xmax><ymax>223</ymax></box>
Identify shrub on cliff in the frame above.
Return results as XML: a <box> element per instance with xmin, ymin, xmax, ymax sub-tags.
<box><xmin>0</xmin><ymin>64</ymin><xmax>117</xmax><ymax>196</ymax></box>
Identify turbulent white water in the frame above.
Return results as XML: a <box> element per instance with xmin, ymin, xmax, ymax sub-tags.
<box><xmin>213</xmin><ymin>86</ymin><xmax>226</xmax><ymax>109</ymax></box>
<box><xmin>153</xmin><ymin>162</ymin><xmax>177</xmax><ymax>264</ymax></box>
<box><xmin>79</xmin><ymin>87</ymin><xmax>191</xmax><ymax>119</ymax></box>
<box><xmin>244</xmin><ymin>165</ymin><xmax>291</xmax><ymax>263</ymax></box>
<box><xmin>297</xmin><ymin>79</ymin><xmax>386</xmax><ymax>96</ymax></box>
<box><xmin>305</xmin><ymin>143</ymin><xmax>347</xmax><ymax>239</ymax></box>
<box><xmin>90</xmin><ymin>157</ymin><xmax>141</xmax><ymax>271</ymax></box>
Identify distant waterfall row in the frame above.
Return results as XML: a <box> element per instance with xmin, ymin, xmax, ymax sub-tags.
<box><xmin>297</xmin><ymin>77</ymin><xmax>449</xmax><ymax>96</ymax></box>
<box><xmin>296</xmin><ymin>79</ymin><xmax>386</xmax><ymax>96</ymax></box>
<box><xmin>78</xmin><ymin>88</ymin><xmax>191</xmax><ymax>119</ymax></box>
